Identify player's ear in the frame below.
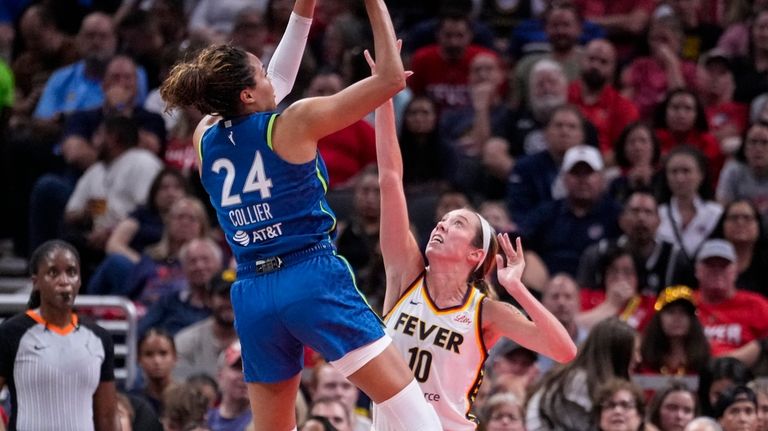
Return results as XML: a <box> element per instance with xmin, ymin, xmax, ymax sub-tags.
<box><xmin>240</xmin><ymin>87</ymin><xmax>256</xmax><ymax>105</ymax></box>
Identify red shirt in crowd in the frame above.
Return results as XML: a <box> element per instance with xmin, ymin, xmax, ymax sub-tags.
<box><xmin>568</xmin><ymin>81</ymin><xmax>640</xmax><ymax>155</ymax></box>
<box><xmin>706</xmin><ymin>102</ymin><xmax>749</xmax><ymax>140</ymax></box>
<box><xmin>696</xmin><ymin>290</ymin><xmax>768</xmax><ymax>355</ymax></box>
<box><xmin>655</xmin><ymin>128</ymin><xmax>725</xmax><ymax>182</ymax></box>
<box><xmin>317</xmin><ymin>119</ymin><xmax>376</xmax><ymax>189</ymax></box>
<box><xmin>622</xmin><ymin>58</ymin><xmax>699</xmax><ymax>120</ymax></box>
<box><xmin>581</xmin><ymin>289</ymin><xmax>657</xmax><ymax>332</ymax></box>
<box><xmin>408</xmin><ymin>44</ymin><xmax>498</xmax><ymax>112</ymax></box>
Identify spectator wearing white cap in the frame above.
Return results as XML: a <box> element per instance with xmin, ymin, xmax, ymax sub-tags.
<box><xmin>694</xmin><ymin>239</ymin><xmax>768</xmax><ymax>355</ymax></box>
<box><xmin>518</xmin><ymin>144</ymin><xmax>622</xmax><ymax>275</ymax></box>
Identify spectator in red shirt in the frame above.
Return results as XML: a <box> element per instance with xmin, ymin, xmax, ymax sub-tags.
<box><xmin>407</xmin><ymin>12</ymin><xmax>497</xmax><ymax>112</ymax></box>
<box><xmin>621</xmin><ymin>15</ymin><xmax>699</xmax><ymax>120</ymax></box>
<box><xmin>654</xmin><ymin>88</ymin><xmax>724</xmax><ymax>182</ymax></box>
<box><xmin>698</xmin><ymin>50</ymin><xmax>749</xmax><ymax>152</ymax></box>
<box><xmin>577</xmin><ymin>244</ymin><xmax>656</xmax><ymax>333</ymax></box>
<box><xmin>574</xmin><ymin>0</ymin><xmax>654</xmax><ymax>62</ymax></box>
<box><xmin>694</xmin><ymin>239</ymin><xmax>768</xmax><ymax>355</ymax></box>
<box><xmin>568</xmin><ymin>39</ymin><xmax>639</xmax><ymax>163</ymax></box>
<box><xmin>305</xmin><ymin>70</ymin><xmax>376</xmax><ymax>189</ymax></box>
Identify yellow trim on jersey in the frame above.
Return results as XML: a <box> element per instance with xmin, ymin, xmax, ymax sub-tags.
<box><xmin>383</xmin><ymin>273</ymin><xmax>425</xmax><ymax>322</ymax></box>
<box><xmin>475</xmin><ymin>296</ymin><xmax>489</xmax><ymax>355</ymax></box>
<box><xmin>465</xmin><ymin>292</ymin><xmax>489</xmax><ymax>423</ymax></box>
<box><xmin>315</xmin><ymin>158</ymin><xmax>329</xmax><ymax>192</ymax></box>
<box><xmin>336</xmin><ymin>254</ymin><xmax>384</xmax><ymax>326</ymax></box>
<box><xmin>266</xmin><ymin>113</ymin><xmax>278</xmax><ymax>151</ymax></box>
<box><xmin>422</xmin><ymin>284</ymin><xmax>477</xmax><ymax>316</ymax></box>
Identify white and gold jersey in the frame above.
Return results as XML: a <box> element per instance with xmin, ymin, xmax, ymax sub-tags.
<box><xmin>374</xmin><ymin>273</ymin><xmax>488</xmax><ymax>431</ymax></box>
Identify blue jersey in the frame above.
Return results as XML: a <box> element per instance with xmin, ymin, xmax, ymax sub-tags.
<box><xmin>199</xmin><ymin>112</ymin><xmax>337</xmax><ymax>264</ymax></box>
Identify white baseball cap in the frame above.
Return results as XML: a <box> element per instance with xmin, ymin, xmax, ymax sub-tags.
<box><xmin>696</xmin><ymin>239</ymin><xmax>737</xmax><ymax>263</ymax></box>
<box><xmin>561</xmin><ymin>145</ymin><xmax>604</xmax><ymax>173</ymax></box>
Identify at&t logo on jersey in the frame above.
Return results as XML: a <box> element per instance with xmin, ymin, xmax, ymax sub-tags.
<box><xmin>233</xmin><ymin>230</ymin><xmax>250</xmax><ymax>246</ymax></box>
<box><xmin>231</xmin><ymin>223</ymin><xmax>285</xmax><ymax>246</ymax></box>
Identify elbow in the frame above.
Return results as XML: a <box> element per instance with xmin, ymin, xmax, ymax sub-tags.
<box><xmin>380</xmin><ymin>73</ymin><xmax>406</xmax><ymax>94</ymax></box>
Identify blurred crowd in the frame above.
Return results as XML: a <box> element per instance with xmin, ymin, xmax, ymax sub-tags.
<box><xmin>2</xmin><ymin>0</ymin><xmax>768</xmax><ymax>430</ymax></box>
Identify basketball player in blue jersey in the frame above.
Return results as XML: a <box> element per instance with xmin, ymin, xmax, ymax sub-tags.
<box><xmin>158</xmin><ymin>0</ymin><xmax>443</xmax><ymax>430</ymax></box>
<box><xmin>368</xmin><ymin>52</ymin><xmax>578</xmax><ymax>429</ymax></box>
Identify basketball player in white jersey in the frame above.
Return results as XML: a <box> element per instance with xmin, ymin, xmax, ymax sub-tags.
<box><xmin>367</xmin><ymin>55</ymin><xmax>578</xmax><ymax>430</ymax></box>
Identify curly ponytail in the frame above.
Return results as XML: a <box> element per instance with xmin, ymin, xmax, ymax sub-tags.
<box><xmin>160</xmin><ymin>44</ymin><xmax>256</xmax><ymax>117</ymax></box>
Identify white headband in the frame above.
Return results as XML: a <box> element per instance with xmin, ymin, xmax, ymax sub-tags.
<box><xmin>475</xmin><ymin>213</ymin><xmax>492</xmax><ymax>271</ymax></box>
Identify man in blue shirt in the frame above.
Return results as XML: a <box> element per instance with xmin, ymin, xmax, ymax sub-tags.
<box><xmin>520</xmin><ymin>145</ymin><xmax>621</xmax><ymax>275</ymax></box>
<box><xmin>33</xmin><ymin>12</ymin><xmax>147</xmax><ymax>121</ymax></box>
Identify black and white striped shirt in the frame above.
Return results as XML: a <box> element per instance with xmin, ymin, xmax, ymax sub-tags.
<box><xmin>0</xmin><ymin>310</ymin><xmax>114</xmax><ymax>431</ymax></box>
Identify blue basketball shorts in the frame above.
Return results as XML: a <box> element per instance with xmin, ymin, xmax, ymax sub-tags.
<box><xmin>231</xmin><ymin>251</ymin><xmax>384</xmax><ymax>383</ymax></box>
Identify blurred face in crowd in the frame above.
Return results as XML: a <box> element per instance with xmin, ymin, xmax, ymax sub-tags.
<box><xmin>20</xmin><ymin>6</ymin><xmax>59</xmax><ymax>53</ymax></box>
<box><xmin>624</xmin><ymin>126</ymin><xmax>656</xmax><ymax>167</ymax></box>
<box><xmin>604</xmin><ymin>254</ymin><xmax>638</xmax><ymax>293</ymax></box>
<box><xmin>78</xmin><ymin>13</ymin><xmax>117</xmax><ymax>63</ymax></box>
<box><xmin>700</xmin><ymin>61</ymin><xmax>734</xmax><ymax>101</ymax></box>
<box><xmin>182</xmin><ymin>240</ymin><xmax>222</xmax><ymax>288</ymax></box>
<box><xmin>581</xmin><ymin>39</ymin><xmax>616</xmax><ymax>91</ymax></box>
<box><xmin>649</xmin><ymin>20</ymin><xmax>682</xmax><ymax>57</ymax></box>
<box><xmin>314</xmin><ymin>365</ymin><xmax>358</xmax><ymax>412</ymax></box>
<box><xmin>437</xmin><ymin>18</ymin><xmax>473</xmax><ymax>61</ymax></box>
<box><xmin>529</xmin><ymin>67</ymin><xmax>567</xmax><ymax>118</ymax></box>
<box><xmin>744</xmin><ymin>124</ymin><xmax>768</xmax><ymax>173</ymax></box>
<box><xmin>542</xmin><ymin>275</ymin><xmax>580</xmax><ymax>328</ymax></box>
<box><xmin>666</xmin><ymin>93</ymin><xmax>698</xmax><ymax>133</ymax></box>
<box><xmin>755</xmin><ymin>391</ymin><xmax>768</xmax><ymax>431</ymax></box>
<box><xmin>139</xmin><ymin>334</ymin><xmax>176</xmax><ymax>381</ymax></box>
<box><xmin>720</xmin><ymin>399</ymin><xmax>758</xmax><ymax>431</ymax></box>
<box><xmin>231</xmin><ymin>10</ymin><xmax>268</xmax><ymax>57</ymax></box>
<box><xmin>210</xmin><ymin>291</ymin><xmax>235</xmax><ymax>327</ymax></box>
<box><xmin>166</xmin><ymin>199</ymin><xmax>205</xmax><ymax>245</ymax></box>
<box><xmin>696</xmin><ymin>257</ymin><xmax>737</xmax><ymax>302</ymax></box>
<box><xmin>564</xmin><ymin>162</ymin><xmax>604</xmax><ymax>205</ymax></box>
<box><xmin>154</xmin><ymin>174</ymin><xmax>186</xmax><ymax>214</ymax></box>
<box><xmin>665</xmin><ymin>152</ymin><xmax>703</xmax><ymax>199</ymax></box>
<box><xmin>599</xmin><ymin>389</ymin><xmax>642</xmax><ymax>431</ymax></box>
<box><xmin>492</xmin><ymin>346</ymin><xmax>537</xmax><ymax>378</ymax></box>
<box><xmin>102</xmin><ymin>56</ymin><xmax>139</xmax><ymax>106</ymax></box>
<box><xmin>486</xmin><ymin>402</ymin><xmax>525</xmax><ymax>431</ymax></box>
<box><xmin>404</xmin><ymin>97</ymin><xmax>437</xmax><ymax>135</ymax></box>
<box><xmin>659</xmin><ymin>390</ymin><xmax>696</xmax><ymax>431</ymax></box>
<box><xmin>620</xmin><ymin>193</ymin><xmax>660</xmax><ymax>244</ymax></box>
<box><xmin>353</xmin><ymin>171</ymin><xmax>380</xmax><ymax>221</ymax></box>
<box><xmin>545</xmin><ymin>8</ymin><xmax>580</xmax><ymax>53</ymax></box>
<box><xmin>479</xmin><ymin>201</ymin><xmax>515</xmax><ymax>233</ymax></box>
<box><xmin>306</xmin><ymin>73</ymin><xmax>344</xmax><ymax>97</ymax></box>
<box><xmin>660</xmin><ymin>303</ymin><xmax>692</xmax><ymax>338</ymax></box>
<box><xmin>469</xmin><ymin>53</ymin><xmax>504</xmax><ymax>88</ymax></box>
<box><xmin>310</xmin><ymin>400</ymin><xmax>352</xmax><ymax>431</ymax></box>
<box><xmin>723</xmin><ymin>201</ymin><xmax>760</xmax><ymax>246</ymax></box>
<box><xmin>752</xmin><ymin>11</ymin><xmax>768</xmax><ymax>52</ymax></box>
<box><xmin>219</xmin><ymin>359</ymin><xmax>248</xmax><ymax>403</ymax></box>
<box><xmin>545</xmin><ymin>109</ymin><xmax>583</xmax><ymax>157</ymax></box>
